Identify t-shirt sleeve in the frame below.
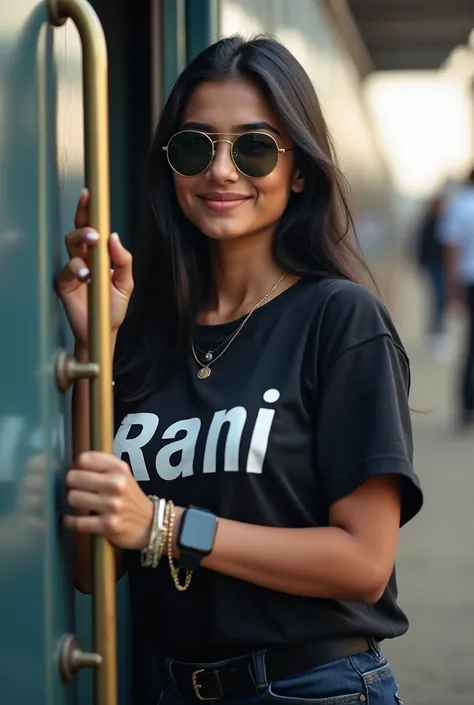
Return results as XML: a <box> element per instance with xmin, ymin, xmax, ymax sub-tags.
<box><xmin>313</xmin><ymin>283</ymin><xmax>423</xmax><ymax>527</ymax></box>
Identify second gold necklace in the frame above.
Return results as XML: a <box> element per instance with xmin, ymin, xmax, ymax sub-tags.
<box><xmin>191</xmin><ymin>273</ymin><xmax>285</xmax><ymax>380</ymax></box>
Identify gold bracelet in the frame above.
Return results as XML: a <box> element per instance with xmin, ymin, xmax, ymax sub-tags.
<box><xmin>158</xmin><ymin>500</ymin><xmax>172</xmax><ymax>567</ymax></box>
<box><xmin>166</xmin><ymin>500</ymin><xmax>193</xmax><ymax>592</ymax></box>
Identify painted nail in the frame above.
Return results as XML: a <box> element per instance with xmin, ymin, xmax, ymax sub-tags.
<box><xmin>77</xmin><ymin>267</ymin><xmax>90</xmax><ymax>280</ymax></box>
<box><xmin>111</xmin><ymin>232</ymin><xmax>120</xmax><ymax>241</ymax></box>
<box><xmin>86</xmin><ymin>231</ymin><xmax>99</xmax><ymax>241</ymax></box>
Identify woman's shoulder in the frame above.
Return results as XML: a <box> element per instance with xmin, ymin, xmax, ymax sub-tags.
<box><xmin>298</xmin><ymin>277</ymin><xmax>406</xmax><ymax>359</ymax></box>
<box><xmin>299</xmin><ymin>276</ymin><xmax>390</xmax><ymax>321</ymax></box>
<box><xmin>302</xmin><ymin>275</ymin><xmax>383</xmax><ymax>306</ymax></box>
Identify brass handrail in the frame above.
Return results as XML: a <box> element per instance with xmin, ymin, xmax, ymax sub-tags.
<box><xmin>47</xmin><ymin>1</ymin><xmax>117</xmax><ymax>704</ymax></box>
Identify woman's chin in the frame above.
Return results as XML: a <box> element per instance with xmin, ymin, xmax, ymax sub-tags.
<box><xmin>199</xmin><ymin>222</ymin><xmax>252</xmax><ymax>242</ymax></box>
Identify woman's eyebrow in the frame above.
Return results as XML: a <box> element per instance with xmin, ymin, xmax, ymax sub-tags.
<box><xmin>180</xmin><ymin>120</ymin><xmax>281</xmax><ymax>136</ymax></box>
<box><xmin>180</xmin><ymin>121</ymin><xmax>214</xmax><ymax>132</ymax></box>
<box><xmin>234</xmin><ymin>122</ymin><xmax>281</xmax><ymax>136</ymax></box>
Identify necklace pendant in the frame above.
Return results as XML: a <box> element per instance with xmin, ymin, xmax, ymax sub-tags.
<box><xmin>204</xmin><ymin>351</ymin><xmax>213</xmax><ymax>361</ymax></box>
<box><xmin>197</xmin><ymin>366</ymin><xmax>211</xmax><ymax>380</ymax></box>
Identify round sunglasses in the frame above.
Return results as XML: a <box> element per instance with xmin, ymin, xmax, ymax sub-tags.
<box><xmin>162</xmin><ymin>130</ymin><xmax>293</xmax><ymax>178</ymax></box>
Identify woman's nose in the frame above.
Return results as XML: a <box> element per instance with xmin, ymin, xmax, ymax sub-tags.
<box><xmin>206</xmin><ymin>140</ymin><xmax>239</xmax><ymax>183</ymax></box>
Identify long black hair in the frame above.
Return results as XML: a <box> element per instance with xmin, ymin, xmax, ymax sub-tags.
<box><xmin>115</xmin><ymin>34</ymin><xmax>373</xmax><ymax>401</ymax></box>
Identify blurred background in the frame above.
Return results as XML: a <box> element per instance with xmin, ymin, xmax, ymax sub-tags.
<box><xmin>1</xmin><ymin>1</ymin><xmax>474</xmax><ymax>704</ymax></box>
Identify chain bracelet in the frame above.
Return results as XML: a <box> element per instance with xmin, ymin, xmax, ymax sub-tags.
<box><xmin>166</xmin><ymin>500</ymin><xmax>193</xmax><ymax>592</ymax></box>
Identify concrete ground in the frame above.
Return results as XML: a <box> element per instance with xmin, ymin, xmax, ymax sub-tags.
<box><xmin>382</xmin><ymin>264</ymin><xmax>474</xmax><ymax>704</ymax></box>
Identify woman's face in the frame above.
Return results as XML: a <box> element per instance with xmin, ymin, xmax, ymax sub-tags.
<box><xmin>171</xmin><ymin>77</ymin><xmax>304</xmax><ymax>243</ymax></box>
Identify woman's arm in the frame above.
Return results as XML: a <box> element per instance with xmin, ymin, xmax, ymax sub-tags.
<box><xmin>175</xmin><ymin>475</ymin><xmax>401</xmax><ymax>604</ymax></box>
<box><xmin>65</xmin><ymin>454</ymin><xmax>400</xmax><ymax>603</ymax></box>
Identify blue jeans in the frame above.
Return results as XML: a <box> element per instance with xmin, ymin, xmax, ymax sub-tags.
<box><xmin>158</xmin><ymin>640</ymin><xmax>403</xmax><ymax>705</ymax></box>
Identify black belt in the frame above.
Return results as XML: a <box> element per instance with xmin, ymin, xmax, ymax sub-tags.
<box><xmin>168</xmin><ymin>636</ymin><xmax>371</xmax><ymax>701</ymax></box>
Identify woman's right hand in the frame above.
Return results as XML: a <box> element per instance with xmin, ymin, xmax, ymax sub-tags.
<box><xmin>56</xmin><ymin>189</ymin><xmax>134</xmax><ymax>348</ymax></box>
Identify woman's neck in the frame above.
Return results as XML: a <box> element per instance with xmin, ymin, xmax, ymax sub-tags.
<box><xmin>197</xmin><ymin>237</ymin><xmax>298</xmax><ymax>325</ymax></box>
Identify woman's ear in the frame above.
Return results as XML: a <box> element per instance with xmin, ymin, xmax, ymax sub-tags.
<box><xmin>291</xmin><ymin>169</ymin><xmax>305</xmax><ymax>194</ymax></box>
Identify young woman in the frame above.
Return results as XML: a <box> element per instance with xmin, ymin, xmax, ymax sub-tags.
<box><xmin>57</xmin><ymin>35</ymin><xmax>422</xmax><ymax>705</ymax></box>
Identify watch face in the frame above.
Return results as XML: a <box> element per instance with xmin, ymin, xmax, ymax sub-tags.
<box><xmin>180</xmin><ymin>509</ymin><xmax>217</xmax><ymax>554</ymax></box>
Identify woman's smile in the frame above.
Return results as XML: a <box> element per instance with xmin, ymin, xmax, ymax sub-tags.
<box><xmin>198</xmin><ymin>191</ymin><xmax>253</xmax><ymax>213</ymax></box>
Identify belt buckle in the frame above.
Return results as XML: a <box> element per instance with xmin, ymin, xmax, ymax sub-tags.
<box><xmin>192</xmin><ymin>669</ymin><xmax>216</xmax><ymax>701</ymax></box>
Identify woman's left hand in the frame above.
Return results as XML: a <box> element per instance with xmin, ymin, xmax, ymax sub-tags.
<box><xmin>64</xmin><ymin>451</ymin><xmax>154</xmax><ymax>550</ymax></box>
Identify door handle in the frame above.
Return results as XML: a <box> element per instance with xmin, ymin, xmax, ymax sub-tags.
<box><xmin>55</xmin><ymin>349</ymin><xmax>100</xmax><ymax>392</ymax></box>
<box><xmin>47</xmin><ymin>1</ymin><xmax>117</xmax><ymax>704</ymax></box>
<box><xmin>59</xmin><ymin>633</ymin><xmax>103</xmax><ymax>682</ymax></box>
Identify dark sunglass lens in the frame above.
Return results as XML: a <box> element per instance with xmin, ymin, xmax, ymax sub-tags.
<box><xmin>167</xmin><ymin>132</ymin><xmax>212</xmax><ymax>176</ymax></box>
<box><xmin>233</xmin><ymin>133</ymin><xmax>278</xmax><ymax>177</ymax></box>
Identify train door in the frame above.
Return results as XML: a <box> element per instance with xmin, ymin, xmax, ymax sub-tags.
<box><xmin>0</xmin><ymin>0</ymin><xmax>130</xmax><ymax>702</ymax></box>
<box><xmin>0</xmin><ymin>0</ymin><xmax>81</xmax><ymax>703</ymax></box>
<box><xmin>0</xmin><ymin>1</ymin><xmax>214</xmax><ymax>703</ymax></box>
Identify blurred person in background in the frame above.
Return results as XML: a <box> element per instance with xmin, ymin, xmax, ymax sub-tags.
<box><xmin>415</xmin><ymin>192</ymin><xmax>451</xmax><ymax>359</ymax></box>
<box><xmin>438</xmin><ymin>168</ymin><xmax>474</xmax><ymax>428</ymax></box>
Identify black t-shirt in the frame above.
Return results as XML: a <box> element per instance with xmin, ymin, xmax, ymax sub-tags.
<box><xmin>114</xmin><ymin>277</ymin><xmax>422</xmax><ymax>664</ymax></box>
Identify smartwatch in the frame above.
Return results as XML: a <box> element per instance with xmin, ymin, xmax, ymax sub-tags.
<box><xmin>177</xmin><ymin>506</ymin><xmax>218</xmax><ymax>571</ymax></box>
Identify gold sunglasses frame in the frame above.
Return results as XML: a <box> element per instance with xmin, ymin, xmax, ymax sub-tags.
<box><xmin>162</xmin><ymin>130</ymin><xmax>293</xmax><ymax>178</ymax></box>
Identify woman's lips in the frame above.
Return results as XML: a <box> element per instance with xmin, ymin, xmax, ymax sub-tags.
<box><xmin>199</xmin><ymin>195</ymin><xmax>251</xmax><ymax>213</ymax></box>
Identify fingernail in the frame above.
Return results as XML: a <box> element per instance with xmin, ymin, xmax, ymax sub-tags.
<box><xmin>77</xmin><ymin>267</ymin><xmax>90</xmax><ymax>280</ymax></box>
<box><xmin>80</xmin><ymin>187</ymin><xmax>89</xmax><ymax>197</ymax></box>
<box><xmin>111</xmin><ymin>232</ymin><xmax>120</xmax><ymax>241</ymax></box>
<box><xmin>86</xmin><ymin>231</ymin><xmax>99</xmax><ymax>241</ymax></box>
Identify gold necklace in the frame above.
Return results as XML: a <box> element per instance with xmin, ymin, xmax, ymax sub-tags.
<box><xmin>191</xmin><ymin>273</ymin><xmax>285</xmax><ymax>380</ymax></box>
